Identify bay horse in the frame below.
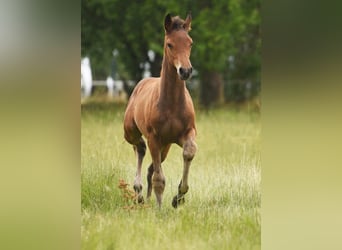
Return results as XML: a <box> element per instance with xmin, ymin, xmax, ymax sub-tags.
<box><xmin>123</xmin><ymin>13</ymin><xmax>197</xmax><ymax>208</ymax></box>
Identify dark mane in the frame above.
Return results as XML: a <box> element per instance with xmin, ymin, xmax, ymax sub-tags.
<box><xmin>171</xmin><ymin>16</ymin><xmax>186</xmax><ymax>31</ymax></box>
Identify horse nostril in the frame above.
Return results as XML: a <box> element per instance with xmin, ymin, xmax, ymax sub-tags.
<box><xmin>178</xmin><ymin>67</ymin><xmax>192</xmax><ymax>80</ymax></box>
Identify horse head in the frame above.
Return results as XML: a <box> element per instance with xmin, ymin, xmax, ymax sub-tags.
<box><xmin>164</xmin><ymin>13</ymin><xmax>193</xmax><ymax>81</ymax></box>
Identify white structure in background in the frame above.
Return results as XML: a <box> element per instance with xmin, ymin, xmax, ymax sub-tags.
<box><xmin>142</xmin><ymin>49</ymin><xmax>155</xmax><ymax>78</ymax></box>
<box><xmin>81</xmin><ymin>57</ymin><xmax>93</xmax><ymax>97</ymax></box>
<box><xmin>106</xmin><ymin>76</ymin><xmax>114</xmax><ymax>97</ymax></box>
<box><xmin>106</xmin><ymin>76</ymin><xmax>124</xmax><ymax>97</ymax></box>
<box><xmin>114</xmin><ymin>79</ymin><xmax>124</xmax><ymax>96</ymax></box>
<box><xmin>142</xmin><ymin>62</ymin><xmax>151</xmax><ymax>78</ymax></box>
<box><xmin>147</xmin><ymin>50</ymin><xmax>155</xmax><ymax>62</ymax></box>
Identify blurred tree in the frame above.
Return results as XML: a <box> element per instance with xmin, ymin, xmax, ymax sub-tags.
<box><xmin>223</xmin><ymin>0</ymin><xmax>261</xmax><ymax>103</ymax></box>
<box><xmin>81</xmin><ymin>0</ymin><xmax>260</xmax><ymax>106</ymax></box>
<box><xmin>191</xmin><ymin>0</ymin><xmax>260</xmax><ymax>106</ymax></box>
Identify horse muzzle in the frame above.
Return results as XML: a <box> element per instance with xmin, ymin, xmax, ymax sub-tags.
<box><xmin>178</xmin><ymin>67</ymin><xmax>193</xmax><ymax>80</ymax></box>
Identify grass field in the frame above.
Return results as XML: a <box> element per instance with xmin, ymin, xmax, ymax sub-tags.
<box><xmin>81</xmin><ymin>101</ymin><xmax>261</xmax><ymax>250</ymax></box>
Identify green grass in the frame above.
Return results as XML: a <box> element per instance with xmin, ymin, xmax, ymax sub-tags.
<box><xmin>81</xmin><ymin>102</ymin><xmax>261</xmax><ymax>250</ymax></box>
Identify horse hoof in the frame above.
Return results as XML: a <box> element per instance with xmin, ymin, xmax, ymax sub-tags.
<box><xmin>133</xmin><ymin>184</ymin><xmax>144</xmax><ymax>204</ymax></box>
<box><xmin>137</xmin><ymin>195</ymin><xmax>144</xmax><ymax>204</ymax></box>
<box><xmin>133</xmin><ymin>194</ymin><xmax>144</xmax><ymax>204</ymax></box>
<box><xmin>172</xmin><ymin>195</ymin><xmax>185</xmax><ymax>208</ymax></box>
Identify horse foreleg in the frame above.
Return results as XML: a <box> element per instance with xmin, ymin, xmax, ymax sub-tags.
<box><xmin>146</xmin><ymin>144</ymin><xmax>171</xmax><ymax>201</ymax></box>
<box><xmin>148</xmin><ymin>138</ymin><xmax>166</xmax><ymax>207</ymax></box>
<box><xmin>133</xmin><ymin>138</ymin><xmax>146</xmax><ymax>203</ymax></box>
<box><xmin>172</xmin><ymin>132</ymin><xmax>197</xmax><ymax>208</ymax></box>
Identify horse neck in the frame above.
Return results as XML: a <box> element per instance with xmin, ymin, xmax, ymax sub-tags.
<box><xmin>159</xmin><ymin>57</ymin><xmax>186</xmax><ymax>110</ymax></box>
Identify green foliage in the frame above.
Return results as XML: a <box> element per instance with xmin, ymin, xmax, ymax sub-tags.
<box><xmin>82</xmin><ymin>0</ymin><xmax>260</xmax><ymax>102</ymax></box>
<box><xmin>81</xmin><ymin>103</ymin><xmax>261</xmax><ymax>249</ymax></box>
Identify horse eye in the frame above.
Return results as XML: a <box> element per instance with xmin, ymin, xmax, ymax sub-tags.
<box><xmin>167</xmin><ymin>43</ymin><xmax>173</xmax><ymax>49</ymax></box>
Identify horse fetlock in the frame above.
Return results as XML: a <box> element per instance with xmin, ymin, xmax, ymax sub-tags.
<box><xmin>133</xmin><ymin>184</ymin><xmax>144</xmax><ymax>204</ymax></box>
<box><xmin>133</xmin><ymin>183</ymin><xmax>143</xmax><ymax>193</ymax></box>
<box><xmin>179</xmin><ymin>185</ymin><xmax>189</xmax><ymax>195</ymax></box>
<box><xmin>177</xmin><ymin>180</ymin><xmax>189</xmax><ymax>194</ymax></box>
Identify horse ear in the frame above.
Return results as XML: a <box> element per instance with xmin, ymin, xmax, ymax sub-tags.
<box><xmin>184</xmin><ymin>13</ymin><xmax>192</xmax><ymax>32</ymax></box>
<box><xmin>164</xmin><ymin>13</ymin><xmax>172</xmax><ymax>33</ymax></box>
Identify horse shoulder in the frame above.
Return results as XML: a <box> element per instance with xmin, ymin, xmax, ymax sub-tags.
<box><xmin>130</xmin><ymin>78</ymin><xmax>161</xmax><ymax>136</ymax></box>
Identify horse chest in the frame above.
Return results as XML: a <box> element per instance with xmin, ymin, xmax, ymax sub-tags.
<box><xmin>151</xmin><ymin>112</ymin><xmax>188</xmax><ymax>142</ymax></box>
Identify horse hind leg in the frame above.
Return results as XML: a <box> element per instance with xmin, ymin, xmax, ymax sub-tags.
<box><xmin>172</xmin><ymin>133</ymin><xmax>197</xmax><ymax>208</ymax></box>
<box><xmin>133</xmin><ymin>138</ymin><xmax>146</xmax><ymax>203</ymax></box>
<box><xmin>146</xmin><ymin>163</ymin><xmax>153</xmax><ymax>200</ymax></box>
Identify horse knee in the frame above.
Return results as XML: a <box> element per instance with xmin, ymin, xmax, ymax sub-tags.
<box><xmin>183</xmin><ymin>140</ymin><xmax>197</xmax><ymax>161</ymax></box>
<box><xmin>152</xmin><ymin>172</ymin><xmax>165</xmax><ymax>193</ymax></box>
<box><xmin>133</xmin><ymin>138</ymin><xmax>146</xmax><ymax>157</ymax></box>
<box><xmin>136</xmin><ymin>139</ymin><xmax>146</xmax><ymax>156</ymax></box>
